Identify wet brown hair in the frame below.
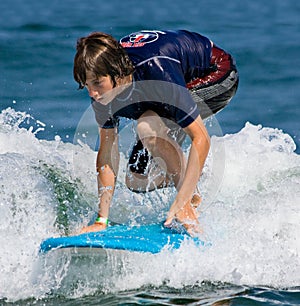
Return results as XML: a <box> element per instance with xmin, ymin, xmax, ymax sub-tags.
<box><xmin>73</xmin><ymin>32</ymin><xmax>134</xmax><ymax>89</ymax></box>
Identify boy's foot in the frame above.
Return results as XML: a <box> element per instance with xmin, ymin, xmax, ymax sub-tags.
<box><xmin>191</xmin><ymin>193</ymin><xmax>201</xmax><ymax>208</ymax></box>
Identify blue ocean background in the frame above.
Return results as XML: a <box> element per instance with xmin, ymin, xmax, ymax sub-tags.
<box><xmin>0</xmin><ymin>0</ymin><xmax>299</xmax><ymax>305</ymax></box>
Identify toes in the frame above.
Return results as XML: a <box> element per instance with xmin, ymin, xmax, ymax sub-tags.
<box><xmin>191</xmin><ymin>194</ymin><xmax>201</xmax><ymax>208</ymax></box>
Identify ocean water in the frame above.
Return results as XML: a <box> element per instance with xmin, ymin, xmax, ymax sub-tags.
<box><xmin>0</xmin><ymin>0</ymin><xmax>300</xmax><ymax>305</ymax></box>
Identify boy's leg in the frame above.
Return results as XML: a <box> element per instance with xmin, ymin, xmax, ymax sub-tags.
<box><xmin>125</xmin><ymin>151</ymin><xmax>171</xmax><ymax>192</ymax></box>
<box><xmin>187</xmin><ymin>45</ymin><xmax>239</xmax><ymax>120</ymax></box>
<box><xmin>126</xmin><ymin>111</ymin><xmax>186</xmax><ymax>192</ymax></box>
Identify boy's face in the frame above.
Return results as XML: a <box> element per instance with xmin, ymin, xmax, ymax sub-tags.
<box><xmin>85</xmin><ymin>71</ymin><xmax>114</xmax><ymax>105</ymax></box>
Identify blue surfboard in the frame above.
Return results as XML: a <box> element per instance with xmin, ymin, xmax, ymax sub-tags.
<box><xmin>40</xmin><ymin>223</ymin><xmax>205</xmax><ymax>254</ymax></box>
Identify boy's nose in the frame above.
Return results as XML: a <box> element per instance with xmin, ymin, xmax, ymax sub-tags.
<box><xmin>88</xmin><ymin>88</ymin><xmax>98</xmax><ymax>99</ymax></box>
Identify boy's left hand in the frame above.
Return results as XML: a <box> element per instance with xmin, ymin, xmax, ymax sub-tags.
<box><xmin>164</xmin><ymin>197</ymin><xmax>202</xmax><ymax>236</ymax></box>
<box><xmin>79</xmin><ymin>222</ymin><xmax>107</xmax><ymax>234</ymax></box>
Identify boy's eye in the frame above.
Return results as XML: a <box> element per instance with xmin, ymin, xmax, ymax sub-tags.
<box><xmin>94</xmin><ymin>79</ymin><xmax>106</xmax><ymax>87</ymax></box>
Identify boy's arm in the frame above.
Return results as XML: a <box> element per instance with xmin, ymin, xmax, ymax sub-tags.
<box><xmin>164</xmin><ymin>115</ymin><xmax>210</xmax><ymax>234</ymax></box>
<box><xmin>80</xmin><ymin>127</ymin><xmax>119</xmax><ymax>233</ymax></box>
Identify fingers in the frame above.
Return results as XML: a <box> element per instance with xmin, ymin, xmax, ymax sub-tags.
<box><xmin>164</xmin><ymin>217</ymin><xmax>173</xmax><ymax>227</ymax></box>
<box><xmin>166</xmin><ymin>199</ymin><xmax>187</xmax><ymax>222</ymax></box>
<box><xmin>191</xmin><ymin>194</ymin><xmax>202</xmax><ymax>208</ymax></box>
<box><xmin>79</xmin><ymin>223</ymin><xmax>107</xmax><ymax>234</ymax></box>
<box><xmin>165</xmin><ymin>200</ymin><xmax>203</xmax><ymax>236</ymax></box>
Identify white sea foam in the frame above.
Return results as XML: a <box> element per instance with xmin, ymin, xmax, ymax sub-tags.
<box><xmin>0</xmin><ymin>108</ymin><xmax>299</xmax><ymax>301</ymax></box>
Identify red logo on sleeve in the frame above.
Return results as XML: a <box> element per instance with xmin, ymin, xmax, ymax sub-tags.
<box><xmin>120</xmin><ymin>30</ymin><xmax>165</xmax><ymax>47</ymax></box>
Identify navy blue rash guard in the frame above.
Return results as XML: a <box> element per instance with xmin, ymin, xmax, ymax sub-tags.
<box><xmin>92</xmin><ymin>30</ymin><xmax>212</xmax><ymax>129</ymax></box>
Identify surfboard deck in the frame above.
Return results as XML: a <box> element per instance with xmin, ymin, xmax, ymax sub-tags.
<box><xmin>40</xmin><ymin>223</ymin><xmax>205</xmax><ymax>254</ymax></box>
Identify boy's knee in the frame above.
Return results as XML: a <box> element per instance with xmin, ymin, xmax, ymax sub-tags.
<box><xmin>137</xmin><ymin>111</ymin><xmax>168</xmax><ymax>147</ymax></box>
